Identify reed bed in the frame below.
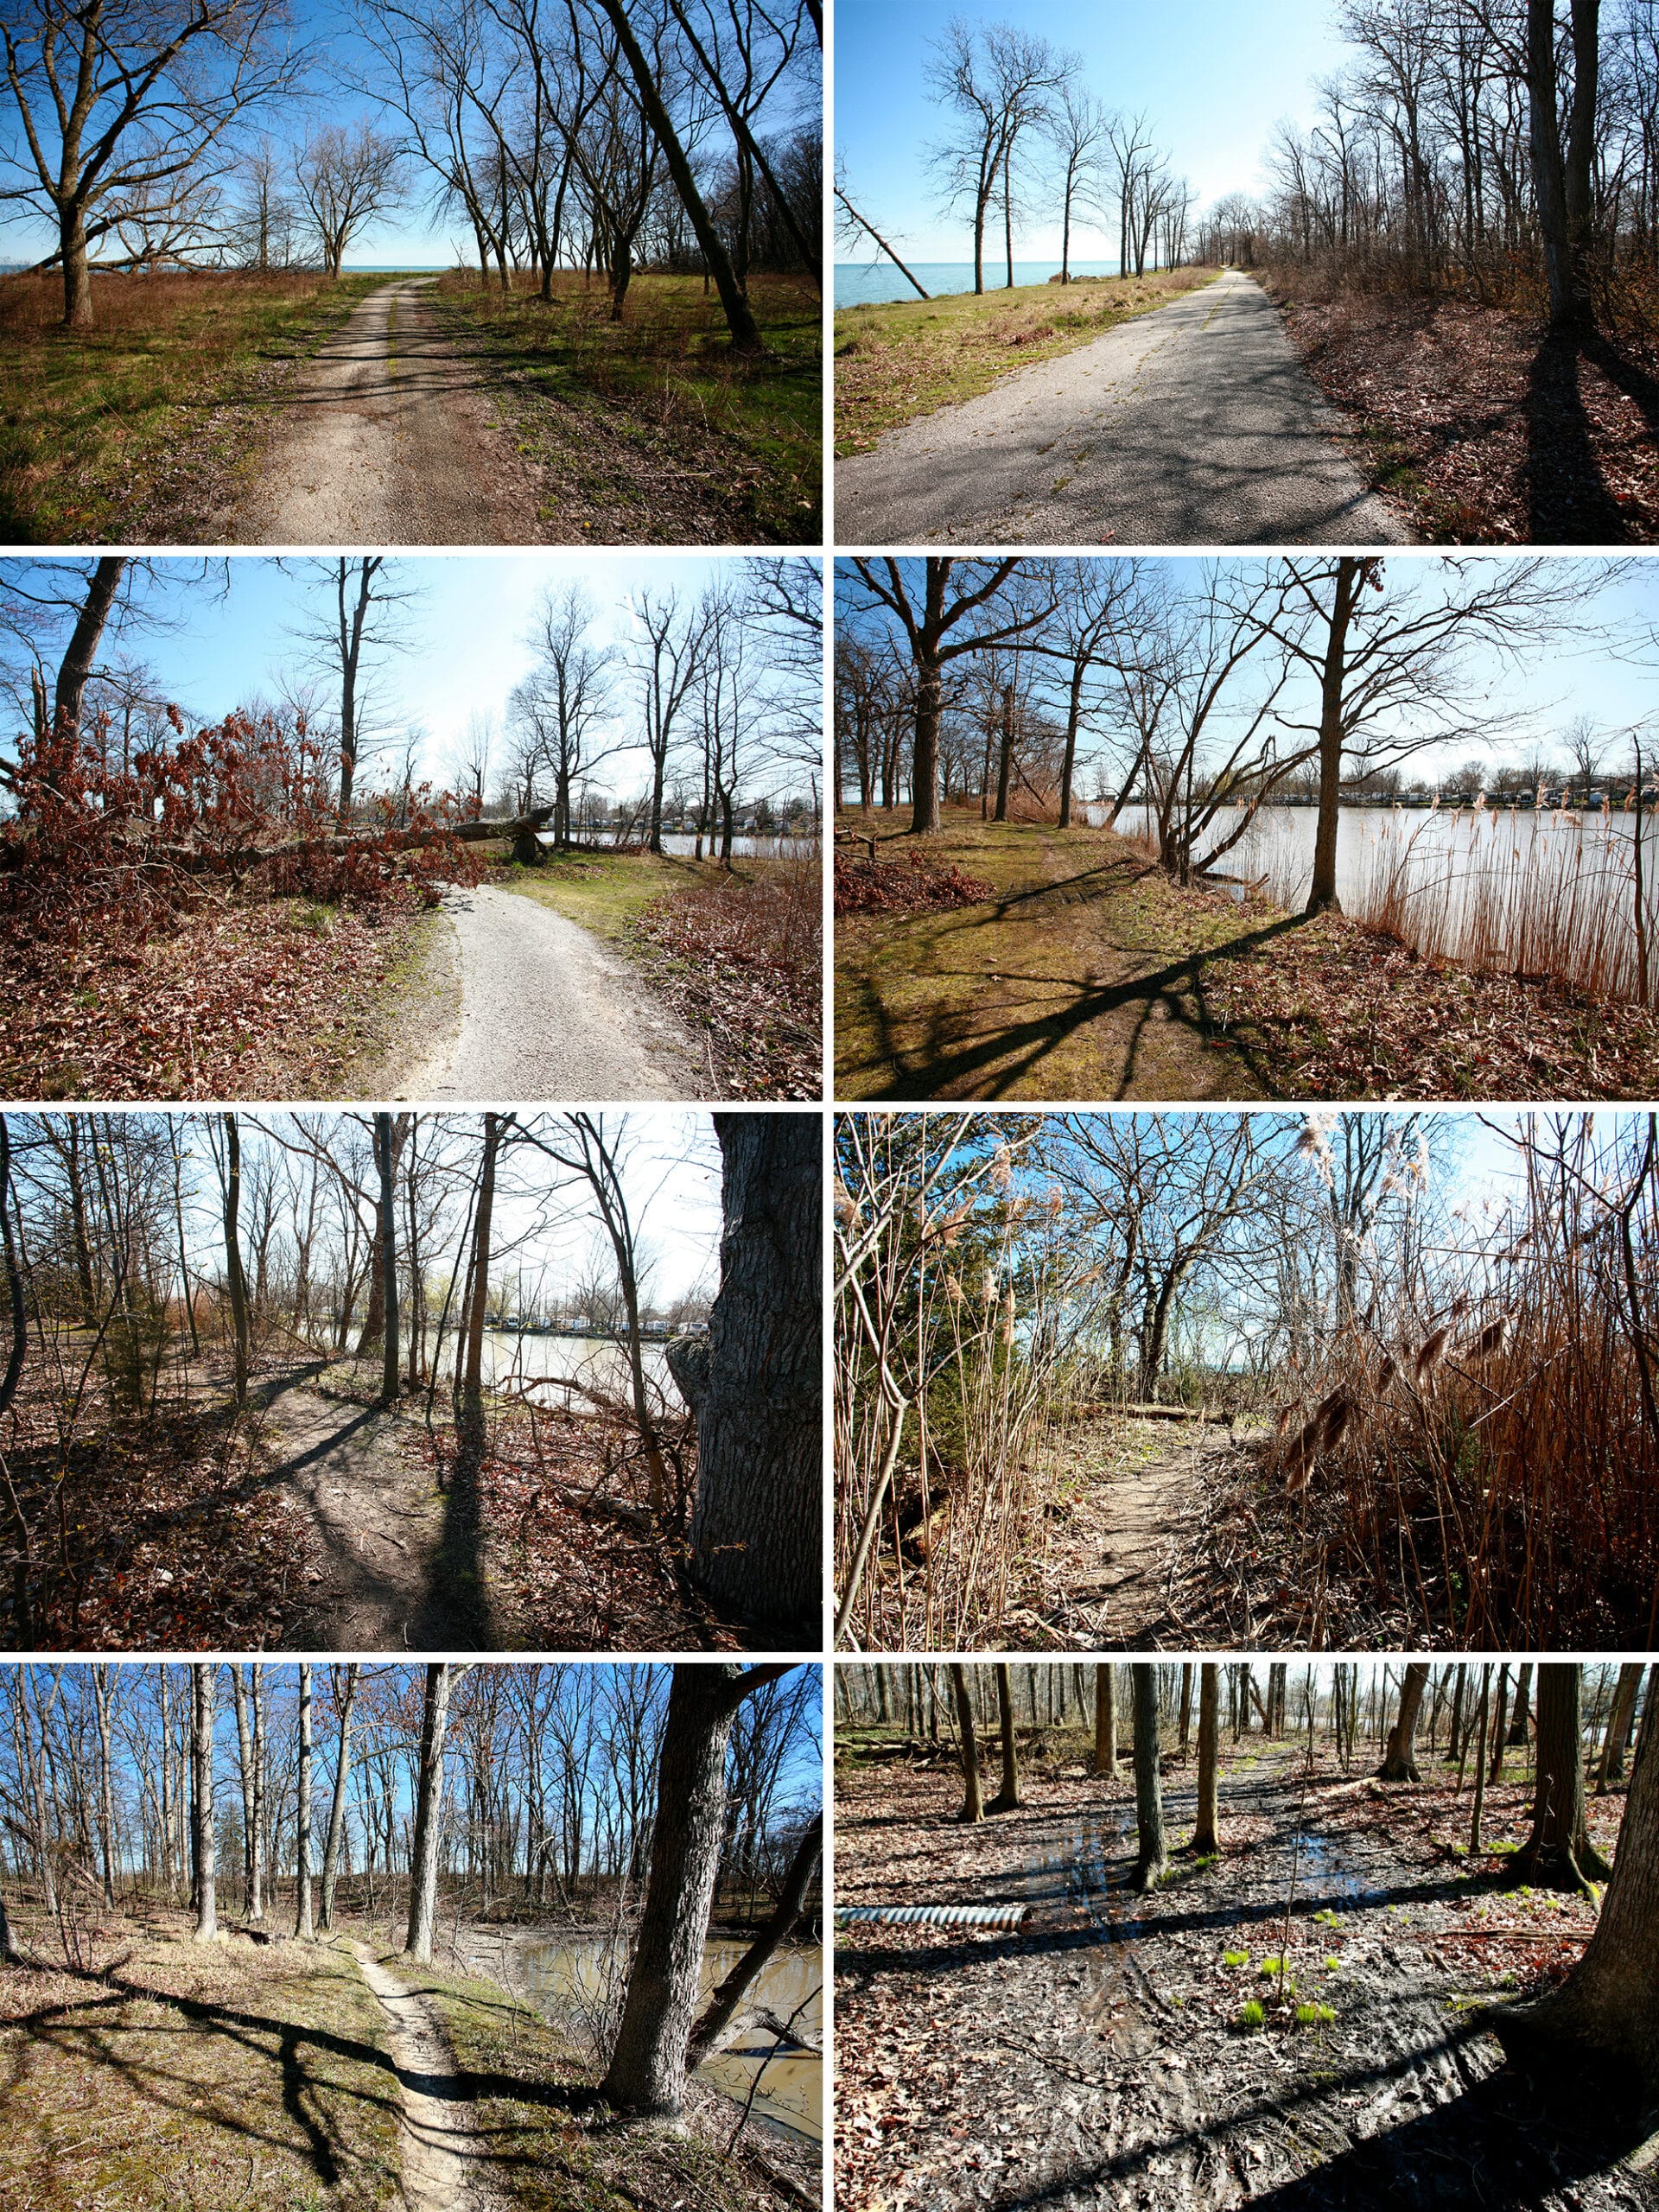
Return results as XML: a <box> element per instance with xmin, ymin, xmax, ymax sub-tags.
<box><xmin>1250</xmin><ymin>1118</ymin><xmax>1659</xmax><ymax>1648</ymax></box>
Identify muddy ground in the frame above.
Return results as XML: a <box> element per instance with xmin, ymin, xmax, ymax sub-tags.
<box><xmin>835</xmin><ymin>1737</ymin><xmax>1654</xmax><ymax>2212</ymax></box>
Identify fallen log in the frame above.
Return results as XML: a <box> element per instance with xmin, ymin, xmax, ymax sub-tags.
<box><xmin>1071</xmin><ymin>1401</ymin><xmax>1237</xmax><ymax>1426</ymax></box>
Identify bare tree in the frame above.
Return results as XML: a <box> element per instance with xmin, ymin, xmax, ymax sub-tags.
<box><xmin>294</xmin><ymin>121</ymin><xmax>405</xmax><ymax>276</ymax></box>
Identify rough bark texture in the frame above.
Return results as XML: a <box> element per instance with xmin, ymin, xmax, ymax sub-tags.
<box><xmin>1498</xmin><ymin>1662</ymin><xmax>1659</xmax><ymax>2098</ymax></box>
<box><xmin>599</xmin><ymin>1663</ymin><xmax>748</xmax><ymax>2116</ymax></box>
<box><xmin>192</xmin><ymin>1665</ymin><xmax>216</xmax><ymax>1942</ymax></box>
<box><xmin>1379</xmin><ymin>1662</ymin><xmax>1431</xmax><ymax>1782</ymax></box>
<box><xmin>295</xmin><ymin>1662</ymin><xmax>314</xmax><ymax>1939</ymax></box>
<box><xmin>1192</xmin><ymin>1664</ymin><xmax>1220</xmax><ymax>1856</ymax></box>
<box><xmin>987</xmin><ymin>1662</ymin><xmax>1021</xmax><ymax>1812</ymax></box>
<box><xmin>320</xmin><ymin>1664</ymin><xmax>359</xmax><ymax>1929</ymax></box>
<box><xmin>689</xmin><ymin>1114</ymin><xmax>819</xmax><ymax>1637</ymax></box>
<box><xmin>1132</xmin><ymin>1664</ymin><xmax>1167</xmax><ymax>1891</ymax></box>
<box><xmin>1511</xmin><ymin>1663</ymin><xmax>1612</xmax><ymax>1893</ymax></box>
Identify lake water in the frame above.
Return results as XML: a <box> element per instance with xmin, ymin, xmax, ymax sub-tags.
<box><xmin>532</xmin><ymin>833</ymin><xmax>816</xmax><ymax>860</ymax></box>
<box><xmin>510</xmin><ymin>1931</ymin><xmax>823</xmax><ymax>2142</ymax></box>
<box><xmin>836</xmin><ymin>257</ymin><xmax>1122</xmax><ymax>308</ymax></box>
<box><xmin>433</xmin><ymin>1329</ymin><xmax>675</xmax><ymax>1403</ymax></box>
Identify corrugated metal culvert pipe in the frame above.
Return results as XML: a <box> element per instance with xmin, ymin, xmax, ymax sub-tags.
<box><xmin>835</xmin><ymin>1904</ymin><xmax>1031</xmax><ymax>1929</ymax></box>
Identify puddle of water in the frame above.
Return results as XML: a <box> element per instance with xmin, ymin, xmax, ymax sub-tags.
<box><xmin>1300</xmin><ymin>1833</ymin><xmax>1390</xmax><ymax>1909</ymax></box>
<box><xmin>512</xmin><ymin>1932</ymin><xmax>822</xmax><ymax>2144</ymax></box>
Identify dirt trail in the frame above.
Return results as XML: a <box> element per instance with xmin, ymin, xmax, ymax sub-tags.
<box><xmin>398</xmin><ymin>881</ymin><xmax>709</xmax><ymax>1102</ymax></box>
<box><xmin>257</xmin><ymin>1382</ymin><xmax>481</xmax><ymax>1651</ymax></box>
<box><xmin>836</xmin><ymin>268</ymin><xmax>1414</xmax><ymax>548</ymax></box>
<box><xmin>231</xmin><ymin>277</ymin><xmax>539</xmax><ymax>546</ymax></box>
<box><xmin>836</xmin><ymin>1748</ymin><xmax>1646</xmax><ymax>2212</ymax></box>
<box><xmin>354</xmin><ymin>1944</ymin><xmax>476</xmax><ymax>2211</ymax></box>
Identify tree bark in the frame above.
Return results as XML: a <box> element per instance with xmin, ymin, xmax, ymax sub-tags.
<box><xmin>295</xmin><ymin>1662</ymin><xmax>315</xmax><ymax>1939</ymax></box>
<box><xmin>987</xmin><ymin>1662</ymin><xmax>1021</xmax><ymax>1811</ymax></box>
<box><xmin>1601</xmin><ymin>1664</ymin><xmax>1645</xmax><ymax>1791</ymax></box>
<box><xmin>1510</xmin><ymin>1664</ymin><xmax>1612</xmax><ymax>1894</ymax></box>
<box><xmin>599</xmin><ymin>1664</ymin><xmax>789</xmax><ymax>2116</ymax></box>
<box><xmin>1192</xmin><ymin>1664</ymin><xmax>1220</xmax><ymax>1855</ymax></box>
<box><xmin>404</xmin><ymin>1662</ymin><xmax>453</xmax><ymax>1962</ymax></box>
<box><xmin>222</xmin><ymin>1116</ymin><xmax>250</xmax><ymax>1410</ymax></box>
<box><xmin>1379</xmin><ymin>1662</ymin><xmax>1431</xmax><ymax>1782</ymax></box>
<box><xmin>1306</xmin><ymin>556</ymin><xmax>1362</xmax><ymax>915</ymax></box>
<box><xmin>687</xmin><ymin>1114</ymin><xmax>819</xmax><ymax>1637</ymax></box>
<box><xmin>1093</xmin><ymin>1664</ymin><xmax>1117</xmax><ymax>1778</ymax></box>
<box><xmin>193</xmin><ymin>1664</ymin><xmax>217</xmax><ymax>1942</ymax></box>
<box><xmin>320</xmin><ymin>1663</ymin><xmax>359</xmax><ymax>1929</ymax></box>
<box><xmin>950</xmin><ymin>1664</ymin><xmax>983</xmax><ymax>1823</ymax></box>
<box><xmin>373</xmin><ymin>1114</ymin><xmax>401</xmax><ymax>1406</ymax></box>
<box><xmin>1132</xmin><ymin>1665</ymin><xmax>1167</xmax><ymax>1891</ymax></box>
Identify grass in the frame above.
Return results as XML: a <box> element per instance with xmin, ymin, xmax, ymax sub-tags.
<box><xmin>0</xmin><ymin>1910</ymin><xmax>401</xmax><ymax>2210</ymax></box>
<box><xmin>431</xmin><ymin>268</ymin><xmax>821</xmax><ymax>542</ymax></box>
<box><xmin>832</xmin><ymin>809</ymin><xmax>1275</xmax><ymax>1101</ymax></box>
<box><xmin>0</xmin><ymin>268</ymin><xmax>391</xmax><ymax>541</ymax></box>
<box><xmin>495</xmin><ymin>846</ymin><xmax>705</xmax><ymax>938</ymax></box>
<box><xmin>1234</xmin><ymin>1999</ymin><xmax>1267</xmax><ymax>2032</ymax></box>
<box><xmin>834</xmin><ymin>266</ymin><xmax>1220</xmax><ymax>453</ymax></box>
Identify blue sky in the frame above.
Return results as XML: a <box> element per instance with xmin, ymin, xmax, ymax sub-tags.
<box><xmin>834</xmin><ymin>0</ymin><xmax>1348</xmax><ymax>264</ymax></box>
<box><xmin>3</xmin><ymin>553</ymin><xmax>789</xmax><ymax>800</ymax></box>
<box><xmin>836</xmin><ymin>556</ymin><xmax>1659</xmax><ymax>779</ymax></box>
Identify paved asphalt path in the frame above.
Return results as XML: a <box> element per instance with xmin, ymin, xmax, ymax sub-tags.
<box><xmin>233</xmin><ymin>276</ymin><xmax>539</xmax><ymax>544</ymax></box>
<box><xmin>403</xmin><ymin>882</ymin><xmax>709</xmax><ymax>1101</ymax></box>
<box><xmin>836</xmin><ymin>269</ymin><xmax>1414</xmax><ymax>545</ymax></box>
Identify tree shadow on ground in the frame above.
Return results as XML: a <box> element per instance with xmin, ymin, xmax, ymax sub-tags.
<box><xmin>1526</xmin><ymin>329</ymin><xmax>1637</xmax><ymax>542</ymax></box>
<box><xmin>420</xmin><ymin>1394</ymin><xmax>493</xmax><ymax>1649</ymax></box>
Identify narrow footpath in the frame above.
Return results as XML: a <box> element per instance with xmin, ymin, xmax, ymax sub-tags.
<box><xmin>354</xmin><ymin>1944</ymin><xmax>477</xmax><ymax>2212</ymax></box>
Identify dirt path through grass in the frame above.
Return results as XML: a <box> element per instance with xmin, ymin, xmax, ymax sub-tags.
<box><xmin>836</xmin><ymin>1745</ymin><xmax>1643</xmax><ymax>2212</ymax></box>
<box><xmin>836</xmin><ymin>820</ymin><xmax>1281</xmax><ymax>1099</ymax></box>
<box><xmin>398</xmin><ymin>880</ymin><xmax>709</xmax><ymax>1100</ymax></box>
<box><xmin>256</xmin><ymin>1380</ymin><xmax>480</xmax><ymax>1650</ymax></box>
<box><xmin>230</xmin><ymin>277</ymin><xmax>539</xmax><ymax>545</ymax></box>
<box><xmin>354</xmin><ymin>1944</ymin><xmax>478</xmax><ymax>2211</ymax></box>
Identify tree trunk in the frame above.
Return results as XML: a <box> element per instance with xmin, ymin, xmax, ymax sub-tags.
<box><xmin>1510</xmin><ymin>1662</ymin><xmax>1535</xmax><ymax>1745</ymax></box>
<box><xmin>374</xmin><ymin>1115</ymin><xmax>401</xmax><ymax>1406</ymax></box>
<box><xmin>1093</xmin><ymin>1664</ymin><xmax>1118</xmax><ymax>1778</ymax></box>
<box><xmin>687</xmin><ymin>1115</ymin><xmax>819</xmax><ymax>1637</ymax></box>
<box><xmin>950</xmin><ymin>1664</ymin><xmax>983</xmax><ymax>1823</ymax></box>
<box><xmin>1132</xmin><ymin>1664</ymin><xmax>1167</xmax><ymax>1891</ymax></box>
<box><xmin>404</xmin><ymin>1662</ymin><xmax>453</xmax><ymax>1962</ymax></box>
<box><xmin>1471</xmin><ymin>1663</ymin><xmax>1491</xmax><ymax>1852</ymax></box>
<box><xmin>59</xmin><ymin>204</ymin><xmax>93</xmax><ymax>329</ymax></box>
<box><xmin>222</xmin><ymin>1116</ymin><xmax>250</xmax><ymax>1410</ymax></box>
<box><xmin>911</xmin><ymin>653</ymin><xmax>943</xmax><ymax>835</ymax></box>
<box><xmin>193</xmin><ymin>1665</ymin><xmax>217</xmax><ymax>1942</ymax></box>
<box><xmin>1510</xmin><ymin>1664</ymin><xmax>1612</xmax><ymax>1894</ymax></box>
<box><xmin>599</xmin><ymin>1664</ymin><xmax>769</xmax><ymax>2115</ymax></box>
<box><xmin>987</xmin><ymin>1662</ymin><xmax>1021</xmax><ymax>1811</ymax></box>
<box><xmin>461</xmin><ymin>1115</ymin><xmax>499</xmax><ymax>1402</ymax></box>
<box><xmin>1601</xmin><ymin>1664</ymin><xmax>1645</xmax><ymax>1791</ymax></box>
<box><xmin>320</xmin><ymin>1663</ymin><xmax>359</xmax><ymax>1929</ymax></box>
<box><xmin>1192</xmin><ymin>1664</ymin><xmax>1220</xmax><ymax>1855</ymax></box>
<box><xmin>1306</xmin><ymin>556</ymin><xmax>1361</xmax><ymax>916</ymax></box>
<box><xmin>688</xmin><ymin>1812</ymin><xmax>822</xmax><ymax>2068</ymax></box>
<box><xmin>295</xmin><ymin>1662</ymin><xmax>315</xmax><ymax>1940</ymax></box>
<box><xmin>1379</xmin><ymin>1662</ymin><xmax>1431</xmax><ymax>1781</ymax></box>
<box><xmin>1497</xmin><ymin>1662</ymin><xmax>1659</xmax><ymax>2096</ymax></box>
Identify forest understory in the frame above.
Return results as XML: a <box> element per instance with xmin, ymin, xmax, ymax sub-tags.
<box><xmin>835</xmin><ymin>1738</ymin><xmax>1652</xmax><ymax>2212</ymax></box>
<box><xmin>0</xmin><ymin>1343</ymin><xmax>756</xmax><ymax>1654</ymax></box>
<box><xmin>1268</xmin><ymin>275</ymin><xmax>1659</xmax><ymax>545</ymax></box>
<box><xmin>0</xmin><ymin>1898</ymin><xmax>815</xmax><ymax>2212</ymax></box>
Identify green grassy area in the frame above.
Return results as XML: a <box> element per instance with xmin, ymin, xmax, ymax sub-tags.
<box><xmin>433</xmin><ymin>269</ymin><xmax>821</xmax><ymax>542</ymax></box>
<box><xmin>493</xmin><ymin>846</ymin><xmax>716</xmax><ymax>938</ymax></box>
<box><xmin>834</xmin><ymin>267</ymin><xmax>1220</xmax><ymax>453</ymax></box>
<box><xmin>834</xmin><ymin>809</ymin><xmax>1279</xmax><ymax>1101</ymax></box>
<box><xmin>0</xmin><ymin>269</ymin><xmax>392</xmax><ymax>542</ymax></box>
<box><xmin>0</xmin><ymin>1916</ymin><xmax>401</xmax><ymax>2210</ymax></box>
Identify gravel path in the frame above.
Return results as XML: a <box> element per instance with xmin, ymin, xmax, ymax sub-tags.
<box><xmin>401</xmin><ymin>882</ymin><xmax>709</xmax><ymax>1102</ymax></box>
<box><xmin>835</xmin><ymin>269</ymin><xmax>1414</xmax><ymax>546</ymax></box>
<box><xmin>232</xmin><ymin>277</ymin><xmax>539</xmax><ymax>545</ymax></box>
<box><xmin>354</xmin><ymin>1945</ymin><xmax>476</xmax><ymax>2212</ymax></box>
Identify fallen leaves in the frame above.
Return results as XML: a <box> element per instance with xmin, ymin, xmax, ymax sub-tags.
<box><xmin>833</xmin><ymin>847</ymin><xmax>995</xmax><ymax>918</ymax></box>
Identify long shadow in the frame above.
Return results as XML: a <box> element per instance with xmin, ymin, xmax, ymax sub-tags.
<box><xmin>418</xmin><ymin>1395</ymin><xmax>494</xmax><ymax>1650</ymax></box>
<box><xmin>280</xmin><ymin>2023</ymin><xmax>340</xmax><ymax>2184</ymax></box>
<box><xmin>871</xmin><ymin>911</ymin><xmax>1311</xmax><ymax>1100</ymax></box>
<box><xmin>263</xmin><ymin>1402</ymin><xmax>383</xmax><ymax>1484</ymax></box>
<box><xmin>1525</xmin><ymin>328</ymin><xmax>1632</xmax><ymax>542</ymax></box>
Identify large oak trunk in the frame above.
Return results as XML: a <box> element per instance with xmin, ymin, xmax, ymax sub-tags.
<box><xmin>686</xmin><ymin>1114</ymin><xmax>819</xmax><ymax>1636</ymax></box>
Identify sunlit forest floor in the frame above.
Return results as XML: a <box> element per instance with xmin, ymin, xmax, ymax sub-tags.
<box><xmin>1</xmin><ymin>1341</ymin><xmax>753</xmax><ymax>1654</ymax></box>
<box><xmin>0</xmin><ymin>1898</ymin><xmax>813</xmax><ymax>2212</ymax></box>
<box><xmin>835</xmin><ymin>1733</ymin><xmax>1651</xmax><ymax>2212</ymax></box>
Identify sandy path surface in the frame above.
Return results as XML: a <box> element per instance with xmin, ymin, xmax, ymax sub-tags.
<box><xmin>232</xmin><ymin>277</ymin><xmax>539</xmax><ymax>545</ymax></box>
<box><xmin>835</xmin><ymin>269</ymin><xmax>1414</xmax><ymax>546</ymax></box>
<box><xmin>400</xmin><ymin>881</ymin><xmax>709</xmax><ymax>1102</ymax></box>
<box><xmin>354</xmin><ymin>1945</ymin><xmax>476</xmax><ymax>2212</ymax></box>
<box><xmin>257</xmin><ymin>1383</ymin><xmax>481</xmax><ymax>1650</ymax></box>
